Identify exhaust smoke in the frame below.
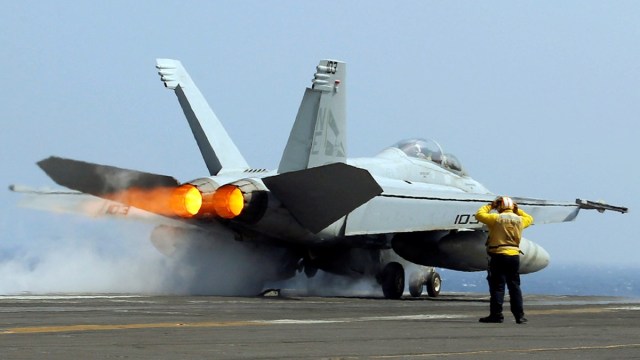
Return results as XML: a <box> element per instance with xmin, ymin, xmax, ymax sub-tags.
<box><xmin>0</xmin><ymin>217</ymin><xmax>292</xmax><ymax>296</ymax></box>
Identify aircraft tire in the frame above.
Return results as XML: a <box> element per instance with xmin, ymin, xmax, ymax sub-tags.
<box><xmin>426</xmin><ymin>272</ymin><xmax>442</xmax><ymax>297</ymax></box>
<box><xmin>381</xmin><ymin>262</ymin><xmax>405</xmax><ymax>299</ymax></box>
<box><xmin>408</xmin><ymin>272</ymin><xmax>425</xmax><ymax>297</ymax></box>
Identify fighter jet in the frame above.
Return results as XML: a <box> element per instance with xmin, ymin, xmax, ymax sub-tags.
<box><xmin>11</xmin><ymin>59</ymin><xmax>628</xmax><ymax>299</ymax></box>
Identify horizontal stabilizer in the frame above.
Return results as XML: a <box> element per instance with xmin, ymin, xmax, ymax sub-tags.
<box><xmin>37</xmin><ymin>156</ymin><xmax>179</xmax><ymax>196</ymax></box>
<box><xmin>262</xmin><ymin>163</ymin><xmax>382</xmax><ymax>233</ymax></box>
<box><xmin>9</xmin><ymin>184</ymin><xmax>80</xmax><ymax>195</ymax></box>
<box><xmin>12</xmin><ymin>187</ymin><xmax>197</xmax><ymax>229</ymax></box>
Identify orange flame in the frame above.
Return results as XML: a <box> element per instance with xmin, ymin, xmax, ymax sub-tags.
<box><xmin>106</xmin><ymin>184</ymin><xmax>202</xmax><ymax>218</ymax></box>
<box><xmin>171</xmin><ymin>184</ymin><xmax>203</xmax><ymax>217</ymax></box>
<box><xmin>210</xmin><ymin>184</ymin><xmax>244</xmax><ymax>219</ymax></box>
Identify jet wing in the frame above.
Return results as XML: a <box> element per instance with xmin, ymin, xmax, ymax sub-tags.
<box><xmin>575</xmin><ymin>199</ymin><xmax>628</xmax><ymax>214</ymax></box>
<box><xmin>344</xmin><ymin>177</ymin><xmax>619</xmax><ymax>236</ymax></box>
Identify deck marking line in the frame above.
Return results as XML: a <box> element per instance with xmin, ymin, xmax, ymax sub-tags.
<box><xmin>0</xmin><ymin>314</ymin><xmax>465</xmax><ymax>335</ymax></box>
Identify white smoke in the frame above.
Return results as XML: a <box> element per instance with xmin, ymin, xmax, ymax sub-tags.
<box><xmin>272</xmin><ymin>271</ymin><xmax>382</xmax><ymax>298</ymax></box>
<box><xmin>1</xmin><ymin>212</ymin><xmax>386</xmax><ymax>297</ymax></box>
<box><xmin>0</xmin><ymin>218</ymin><xmax>167</xmax><ymax>295</ymax></box>
<box><xmin>155</xmin><ymin>228</ymin><xmax>297</xmax><ymax>296</ymax></box>
<box><xmin>0</xmin><ymin>215</ymin><xmax>369</xmax><ymax>297</ymax></box>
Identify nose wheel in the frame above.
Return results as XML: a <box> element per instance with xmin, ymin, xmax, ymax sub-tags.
<box><xmin>408</xmin><ymin>270</ymin><xmax>441</xmax><ymax>298</ymax></box>
<box><xmin>426</xmin><ymin>271</ymin><xmax>442</xmax><ymax>297</ymax></box>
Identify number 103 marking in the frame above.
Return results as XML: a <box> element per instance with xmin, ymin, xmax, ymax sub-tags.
<box><xmin>454</xmin><ymin>214</ymin><xmax>479</xmax><ymax>225</ymax></box>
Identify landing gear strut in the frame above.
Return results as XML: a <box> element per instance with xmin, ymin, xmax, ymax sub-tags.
<box><xmin>409</xmin><ymin>272</ymin><xmax>425</xmax><ymax>297</ymax></box>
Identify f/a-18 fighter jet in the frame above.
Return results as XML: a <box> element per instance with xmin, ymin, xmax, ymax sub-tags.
<box><xmin>12</xmin><ymin>59</ymin><xmax>628</xmax><ymax>299</ymax></box>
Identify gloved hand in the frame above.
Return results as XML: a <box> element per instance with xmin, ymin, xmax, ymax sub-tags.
<box><xmin>491</xmin><ymin>198</ymin><xmax>501</xmax><ymax>209</ymax></box>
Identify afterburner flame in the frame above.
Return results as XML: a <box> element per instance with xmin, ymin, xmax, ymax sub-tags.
<box><xmin>104</xmin><ymin>183</ymin><xmax>248</xmax><ymax>219</ymax></box>
<box><xmin>170</xmin><ymin>184</ymin><xmax>203</xmax><ymax>217</ymax></box>
<box><xmin>211</xmin><ymin>185</ymin><xmax>244</xmax><ymax>219</ymax></box>
<box><xmin>106</xmin><ymin>184</ymin><xmax>202</xmax><ymax>218</ymax></box>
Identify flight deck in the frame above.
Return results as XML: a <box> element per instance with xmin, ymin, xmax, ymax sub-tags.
<box><xmin>1</xmin><ymin>292</ymin><xmax>639</xmax><ymax>359</ymax></box>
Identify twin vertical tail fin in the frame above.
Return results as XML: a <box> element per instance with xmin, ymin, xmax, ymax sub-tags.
<box><xmin>156</xmin><ymin>59</ymin><xmax>249</xmax><ymax>175</ymax></box>
<box><xmin>156</xmin><ymin>58</ymin><xmax>347</xmax><ymax>176</ymax></box>
<box><xmin>278</xmin><ymin>60</ymin><xmax>347</xmax><ymax>173</ymax></box>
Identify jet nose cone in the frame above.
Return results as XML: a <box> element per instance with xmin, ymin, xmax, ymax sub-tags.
<box><xmin>519</xmin><ymin>238</ymin><xmax>550</xmax><ymax>274</ymax></box>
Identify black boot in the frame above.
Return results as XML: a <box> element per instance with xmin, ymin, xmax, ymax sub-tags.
<box><xmin>479</xmin><ymin>314</ymin><xmax>504</xmax><ymax>323</ymax></box>
<box><xmin>516</xmin><ymin>317</ymin><xmax>528</xmax><ymax>324</ymax></box>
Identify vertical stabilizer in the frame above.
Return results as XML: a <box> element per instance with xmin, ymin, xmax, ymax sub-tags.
<box><xmin>278</xmin><ymin>60</ymin><xmax>346</xmax><ymax>173</ymax></box>
<box><xmin>156</xmin><ymin>59</ymin><xmax>249</xmax><ymax>175</ymax></box>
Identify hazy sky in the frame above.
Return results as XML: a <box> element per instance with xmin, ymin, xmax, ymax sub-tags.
<box><xmin>1</xmin><ymin>1</ymin><xmax>638</xmax><ymax>293</ymax></box>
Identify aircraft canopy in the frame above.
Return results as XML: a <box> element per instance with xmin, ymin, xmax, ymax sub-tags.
<box><xmin>393</xmin><ymin>138</ymin><xmax>465</xmax><ymax>174</ymax></box>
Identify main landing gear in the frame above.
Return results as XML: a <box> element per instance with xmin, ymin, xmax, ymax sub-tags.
<box><xmin>379</xmin><ymin>262</ymin><xmax>441</xmax><ymax>299</ymax></box>
<box><xmin>380</xmin><ymin>262</ymin><xmax>405</xmax><ymax>299</ymax></box>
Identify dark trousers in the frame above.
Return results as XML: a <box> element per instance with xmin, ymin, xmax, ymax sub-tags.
<box><xmin>487</xmin><ymin>253</ymin><xmax>524</xmax><ymax>318</ymax></box>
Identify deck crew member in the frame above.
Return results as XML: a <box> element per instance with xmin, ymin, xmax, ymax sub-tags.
<box><xmin>475</xmin><ymin>196</ymin><xmax>533</xmax><ymax>324</ymax></box>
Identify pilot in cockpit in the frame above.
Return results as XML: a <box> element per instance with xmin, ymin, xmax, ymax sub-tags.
<box><xmin>402</xmin><ymin>143</ymin><xmax>432</xmax><ymax>161</ymax></box>
<box><xmin>395</xmin><ymin>139</ymin><xmax>447</xmax><ymax>166</ymax></box>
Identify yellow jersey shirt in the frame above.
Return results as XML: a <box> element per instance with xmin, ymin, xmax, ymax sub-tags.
<box><xmin>475</xmin><ymin>204</ymin><xmax>534</xmax><ymax>256</ymax></box>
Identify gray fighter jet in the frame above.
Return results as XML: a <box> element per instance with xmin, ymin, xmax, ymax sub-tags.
<box><xmin>12</xmin><ymin>59</ymin><xmax>627</xmax><ymax>298</ymax></box>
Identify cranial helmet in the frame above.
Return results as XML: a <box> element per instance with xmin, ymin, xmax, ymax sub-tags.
<box><xmin>496</xmin><ymin>196</ymin><xmax>515</xmax><ymax>212</ymax></box>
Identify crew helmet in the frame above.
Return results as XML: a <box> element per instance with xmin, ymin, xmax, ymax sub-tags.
<box><xmin>496</xmin><ymin>196</ymin><xmax>515</xmax><ymax>212</ymax></box>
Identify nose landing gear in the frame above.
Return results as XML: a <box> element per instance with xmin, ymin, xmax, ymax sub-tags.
<box><xmin>409</xmin><ymin>269</ymin><xmax>442</xmax><ymax>298</ymax></box>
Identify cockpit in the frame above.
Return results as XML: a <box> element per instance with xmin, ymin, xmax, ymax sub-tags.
<box><xmin>393</xmin><ymin>138</ymin><xmax>465</xmax><ymax>174</ymax></box>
